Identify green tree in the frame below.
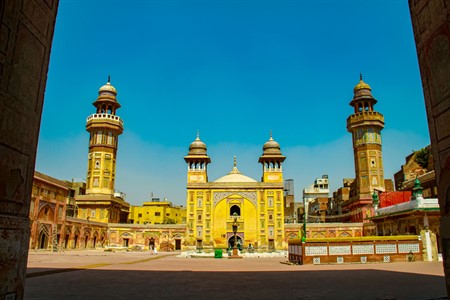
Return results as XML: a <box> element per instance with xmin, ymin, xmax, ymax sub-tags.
<box><xmin>415</xmin><ymin>147</ymin><xmax>429</xmax><ymax>169</ymax></box>
<box><xmin>163</xmin><ymin>218</ymin><xmax>176</xmax><ymax>224</ymax></box>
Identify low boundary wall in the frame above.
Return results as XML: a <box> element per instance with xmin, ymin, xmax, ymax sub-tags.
<box><xmin>288</xmin><ymin>236</ymin><xmax>423</xmax><ymax>264</ymax></box>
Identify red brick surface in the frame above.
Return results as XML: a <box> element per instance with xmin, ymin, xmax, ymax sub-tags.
<box><xmin>25</xmin><ymin>250</ymin><xmax>446</xmax><ymax>299</ymax></box>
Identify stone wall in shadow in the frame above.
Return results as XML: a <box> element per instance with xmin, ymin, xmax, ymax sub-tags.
<box><xmin>0</xmin><ymin>1</ymin><xmax>59</xmax><ymax>299</ymax></box>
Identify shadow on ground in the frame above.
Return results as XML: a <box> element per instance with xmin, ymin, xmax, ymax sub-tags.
<box><xmin>25</xmin><ymin>268</ymin><xmax>447</xmax><ymax>300</ymax></box>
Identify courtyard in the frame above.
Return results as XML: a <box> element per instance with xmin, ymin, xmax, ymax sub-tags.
<box><xmin>25</xmin><ymin>250</ymin><xmax>447</xmax><ymax>300</ymax></box>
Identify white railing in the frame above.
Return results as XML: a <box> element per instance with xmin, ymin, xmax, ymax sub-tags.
<box><xmin>87</xmin><ymin>113</ymin><xmax>124</xmax><ymax>125</ymax></box>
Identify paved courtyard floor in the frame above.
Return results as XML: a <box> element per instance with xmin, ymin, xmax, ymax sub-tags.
<box><xmin>25</xmin><ymin>250</ymin><xmax>447</xmax><ymax>300</ymax></box>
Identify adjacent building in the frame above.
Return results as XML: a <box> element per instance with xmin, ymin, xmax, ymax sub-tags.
<box><xmin>129</xmin><ymin>198</ymin><xmax>187</xmax><ymax>225</ymax></box>
<box><xmin>302</xmin><ymin>175</ymin><xmax>330</xmax><ymax>222</ymax></box>
<box><xmin>370</xmin><ymin>179</ymin><xmax>440</xmax><ymax>261</ymax></box>
<box><xmin>394</xmin><ymin>145</ymin><xmax>437</xmax><ymax>199</ymax></box>
<box><xmin>30</xmin><ymin>171</ymin><xmax>108</xmax><ymax>250</ymax></box>
<box><xmin>284</xmin><ymin>179</ymin><xmax>300</xmax><ymax>223</ymax></box>
<box><xmin>30</xmin><ymin>171</ymin><xmax>70</xmax><ymax>250</ymax></box>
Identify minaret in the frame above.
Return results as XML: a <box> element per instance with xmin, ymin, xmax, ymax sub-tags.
<box><xmin>184</xmin><ymin>132</ymin><xmax>211</xmax><ymax>183</ymax></box>
<box><xmin>258</xmin><ymin>132</ymin><xmax>286</xmax><ymax>183</ymax></box>
<box><xmin>347</xmin><ymin>75</ymin><xmax>385</xmax><ymax>200</ymax></box>
<box><xmin>85</xmin><ymin>77</ymin><xmax>124</xmax><ymax>195</ymax></box>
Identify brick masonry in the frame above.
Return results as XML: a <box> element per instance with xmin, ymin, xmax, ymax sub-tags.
<box><xmin>409</xmin><ymin>0</ymin><xmax>450</xmax><ymax>296</ymax></box>
<box><xmin>0</xmin><ymin>0</ymin><xmax>59</xmax><ymax>299</ymax></box>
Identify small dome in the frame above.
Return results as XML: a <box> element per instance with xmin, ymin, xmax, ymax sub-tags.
<box><xmin>214</xmin><ymin>173</ymin><xmax>257</xmax><ymax>183</ymax></box>
<box><xmin>188</xmin><ymin>134</ymin><xmax>207</xmax><ymax>155</ymax></box>
<box><xmin>263</xmin><ymin>135</ymin><xmax>281</xmax><ymax>155</ymax></box>
<box><xmin>353</xmin><ymin>74</ymin><xmax>371</xmax><ymax>93</ymax></box>
<box><xmin>214</xmin><ymin>156</ymin><xmax>257</xmax><ymax>183</ymax></box>
<box><xmin>413</xmin><ymin>178</ymin><xmax>421</xmax><ymax>189</ymax></box>
<box><xmin>98</xmin><ymin>81</ymin><xmax>117</xmax><ymax>95</ymax></box>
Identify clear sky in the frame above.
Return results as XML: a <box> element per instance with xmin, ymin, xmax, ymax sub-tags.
<box><xmin>36</xmin><ymin>0</ymin><xmax>430</xmax><ymax>206</ymax></box>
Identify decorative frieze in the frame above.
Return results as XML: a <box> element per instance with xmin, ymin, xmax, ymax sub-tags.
<box><xmin>213</xmin><ymin>191</ymin><xmax>257</xmax><ymax>207</ymax></box>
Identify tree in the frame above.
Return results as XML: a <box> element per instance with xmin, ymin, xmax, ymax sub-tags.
<box><xmin>415</xmin><ymin>147</ymin><xmax>429</xmax><ymax>170</ymax></box>
<box><xmin>163</xmin><ymin>218</ymin><xmax>176</xmax><ymax>224</ymax></box>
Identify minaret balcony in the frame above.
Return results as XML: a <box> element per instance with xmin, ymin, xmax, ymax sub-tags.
<box><xmin>87</xmin><ymin>113</ymin><xmax>124</xmax><ymax>128</ymax></box>
<box><xmin>347</xmin><ymin>111</ymin><xmax>384</xmax><ymax>128</ymax></box>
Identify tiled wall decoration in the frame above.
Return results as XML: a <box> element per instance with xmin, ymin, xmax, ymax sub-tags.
<box><xmin>398</xmin><ymin>243</ymin><xmax>420</xmax><ymax>253</ymax></box>
<box><xmin>352</xmin><ymin>244</ymin><xmax>374</xmax><ymax>255</ymax></box>
<box><xmin>305</xmin><ymin>246</ymin><xmax>327</xmax><ymax>256</ymax></box>
<box><xmin>375</xmin><ymin>244</ymin><xmax>397</xmax><ymax>254</ymax></box>
<box><xmin>329</xmin><ymin>245</ymin><xmax>351</xmax><ymax>255</ymax></box>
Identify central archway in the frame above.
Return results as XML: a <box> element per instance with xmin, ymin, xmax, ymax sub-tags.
<box><xmin>227</xmin><ymin>235</ymin><xmax>243</xmax><ymax>248</ymax></box>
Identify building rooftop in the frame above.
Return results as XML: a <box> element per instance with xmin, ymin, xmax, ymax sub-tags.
<box><xmin>374</xmin><ymin>197</ymin><xmax>439</xmax><ymax>218</ymax></box>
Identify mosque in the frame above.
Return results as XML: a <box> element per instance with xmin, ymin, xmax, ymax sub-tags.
<box><xmin>28</xmin><ymin>75</ymin><xmax>384</xmax><ymax>252</ymax></box>
<box><xmin>29</xmin><ymin>75</ymin><xmax>419</xmax><ymax>254</ymax></box>
<box><xmin>184</xmin><ymin>133</ymin><xmax>286</xmax><ymax>251</ymax></box>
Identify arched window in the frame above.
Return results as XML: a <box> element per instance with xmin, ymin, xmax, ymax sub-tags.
<box><xmin>96</xmin><ymin>131</ymin><xmax>102</xmax><ymax>144</ymax></box>
<box><xmin>107</xmin><ymin>132</ymin><xmax>113</xmax><ymax>145</ymax></box>
<box><xmin>230</xmin><ymin>205</ymin><xmax>241</xmax><ymax>216</ymax></box>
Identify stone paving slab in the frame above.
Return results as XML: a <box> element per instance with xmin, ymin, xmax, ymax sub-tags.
<box><xmin>25</xmin><ymin>250</ymin><xmax>447</xmax><ymax>300</ymax></box>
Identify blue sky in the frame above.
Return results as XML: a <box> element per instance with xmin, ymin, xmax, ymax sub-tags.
<box><xmin>36</xmin><ymin>0</ymin><xmax>430</xmax><ymax>206</ymax></box>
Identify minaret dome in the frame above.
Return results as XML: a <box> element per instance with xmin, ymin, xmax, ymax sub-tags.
<box><xmin>188</xmin><ymin>133</ymin><xmax>207</xmax><ymax>155</ymax></box>
<box><xmin>262</xmin><ymin>132</ymin><xmax>282</xmax><ymax>155</ymax></box>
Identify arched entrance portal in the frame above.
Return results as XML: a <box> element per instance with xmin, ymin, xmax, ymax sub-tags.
<box><xmin>38</xmin><ymin>232</ymin><xmax>48</xmax><ymax>249</ymax></box>
<box><xmin>149</xmin><ymin>237</ymin><xmax>155</xmax><ymax>250</ymax></box>
<box><xmin>228</xmin><ymin>235</ymin><xmax>243</xmax><ymax>249</ymax></box>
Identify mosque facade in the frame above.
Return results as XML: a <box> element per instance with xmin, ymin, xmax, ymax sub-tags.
<box><xmin>184</xmin><ymin>134</ymin><xmax>286</xmax><ymax>251</ymax></box>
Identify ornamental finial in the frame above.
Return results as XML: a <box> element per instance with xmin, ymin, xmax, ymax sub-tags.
<box><xmin>234</xmin><ymin>155</ymin><xmax>237</xmax><ymax>167</ymax></box>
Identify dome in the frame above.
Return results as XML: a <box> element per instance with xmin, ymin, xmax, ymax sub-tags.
<box><xmin>214</xmin><ymin>173</ymin><xmax>257</xmax><ymax>183</ymax></box>
<box><xmin>214</xmin><ymin>156</ymin><xmax>257</xmax><ymax>183</ymax></box>
<box><xmin>188</xmin><ymin>134</ymin><xmax>207</xmax><ymax>155</ymax></box>
<box><xmin>353</xmin><ymin>74</ymin><xmax>371</xmax><ymax>93</ymax></box>
<box><xmin>98</xmin><ymin>78</ymin><xmax>117</xmax><ymax>95</ymax></box>
<box><xmin>263</xmin><ymin>135</ymin><xmax>281</xmax><ymax>155</ymax></box>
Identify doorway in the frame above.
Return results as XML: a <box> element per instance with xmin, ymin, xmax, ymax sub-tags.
<box><xmin>196</xmin><ymin>239</ymin><xmax>203</xmax><ymax>252</ymax></box>
<box><xmin>268</xmin><ymin>239</ymin><xmax>275</xmax><ymax>252</ymax></box>
<box><xmin>227</xmin><ymin>235</ymin><xmax>243</xmax><ymax>249</ymax></box>
<box><xmin>175</xmin><ymin>239</ymin><xmax>181</xmax><ymax>250</ymax></box>
<box><xmin>38</xmin><ymin>232</ymin><xmax>48</xmax><ymax>249</ymax></box>
<box><xmin>74</xmin><ymin>235</ymin><xmax>79</xmax><ymax>249</ymax></box>
<box><xmin>149</xmin><ymin>237</ymin><xmax>155</xmax><ymax>250</ymax></box>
